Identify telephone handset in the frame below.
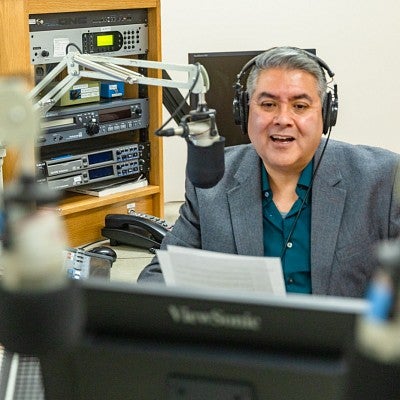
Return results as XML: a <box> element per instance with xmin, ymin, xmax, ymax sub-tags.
<box><xmin>101</xmin><ymin>212</ymin><xmax>173</xmax><ymax>252</ymax></box>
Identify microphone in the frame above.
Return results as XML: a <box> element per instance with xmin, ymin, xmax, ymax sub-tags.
<box><xmin>186</xmin><ymin>134</ymin><xmax>225</xmax><ymax>189</ymax></box>
<box><xmin>157</xmin><ymin>104</ymin><xmax>225</xmax><ymax>189</ymax></box>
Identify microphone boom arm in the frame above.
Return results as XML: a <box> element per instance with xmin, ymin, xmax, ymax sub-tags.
<box><xmin>29</xmin><ymin>52</ymin><xmax>210</xmax><ymax>116</ymax></box>
<box><xmin>28</xmin><ymin>51</ymin><xmax>225</xmax><ymax>188</ymax></box>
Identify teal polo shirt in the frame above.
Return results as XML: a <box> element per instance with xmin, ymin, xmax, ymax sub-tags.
<box><xmin>262</xmin><ymin>162</ymin><xmax>312</xmax><ymax>294</ymax></box>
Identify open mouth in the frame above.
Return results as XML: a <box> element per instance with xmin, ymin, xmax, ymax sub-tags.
<box><xmin>271</xmin><ymin>135</ymin><xmax>295</xmax><ymax>143</ymax></box>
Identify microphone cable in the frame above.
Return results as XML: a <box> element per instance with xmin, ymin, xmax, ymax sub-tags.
<box><xmin>280</xmin><ymin>128</ymin><xmax>332</xmax><ymax>259</ymax></box>
<box><xmin>155</xmin><ymin>63</ymin><xmax>201</xmax><ymax>137</ymax></box>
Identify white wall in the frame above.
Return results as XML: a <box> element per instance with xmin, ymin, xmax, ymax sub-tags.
<box><xmin>160</xmin><ymin>0</ymin><xmax>400</xmax><ymax>201</ymax></box>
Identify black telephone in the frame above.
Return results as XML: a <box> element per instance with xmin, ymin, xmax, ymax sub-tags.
<box><xmin>101</xmin><ymin>212</ymin><xmax>172</xmax><ymax>252</ymax></box>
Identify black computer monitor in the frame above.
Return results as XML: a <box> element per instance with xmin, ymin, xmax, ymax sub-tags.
<box><xmin>38</xmin><ymin>280</ymin><xmax>367</xmax><ymax>399</ymax></box>
<box><xmin>188</xmin><ymin>50</ymin><xmax>263</xmax><ymax>147</ymax></box>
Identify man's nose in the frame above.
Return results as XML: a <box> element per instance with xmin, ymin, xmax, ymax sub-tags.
<box><xmin>273</xmin><ymin>105</ymin><xmax>293</xmax><ymax>126</ymax></box>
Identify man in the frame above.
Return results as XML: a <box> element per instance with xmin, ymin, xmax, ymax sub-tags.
<box><xmin>138</xmin><ymin>46</ymin><xmax>400</xmax><ymax>298</ymax></box>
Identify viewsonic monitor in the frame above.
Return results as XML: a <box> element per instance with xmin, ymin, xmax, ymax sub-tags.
<box><xmin>38</xmin><ymin>280</ymin><xmax>367</xmax><ymax>399</ymax></box>
<box><xmin>189</xmin><ymin>49</ymin><xmax>316</xmax><ymax>147</ymax></box>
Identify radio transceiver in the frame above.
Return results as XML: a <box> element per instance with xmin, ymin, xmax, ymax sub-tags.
<box><xmin>29</xmin><ymin>9</ymin><xmax>148</xmax><ymax>64</ymax></box>
<box><xmin>39</xmin><ymin>98</ymin><xmax>149</xmax><ymax>147</ymax></box>
<box><xmin>38</xmin><ymin>142</ymin><xmax>150</xmax><ymax>178</ymax></box>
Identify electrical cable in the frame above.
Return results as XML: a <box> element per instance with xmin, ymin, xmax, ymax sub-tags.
<box><xmin>155</xmin><ymin>63</ymin><xmax>202</xmax><ymax>136</ymax></box>
<box><xmin>280</xmin><ymin>128</ymin><xmax>332</xmax><ymax>259</ymax></box>
<box><xmin>65</xmin><ymin>43</ymin><xmax>82</xmax><ymax>54</ymax></box>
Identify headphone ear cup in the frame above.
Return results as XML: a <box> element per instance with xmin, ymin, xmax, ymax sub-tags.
<box><xmin>322</xmin><ymin>92</ymin><xmax>332</xmax><ymax>135</ymax></box>
<box><xmin>322</xmin><ymin>90</ymin><xmax>339</xmax><ymax>135</ymax></box>
<box><xmin>233</xmin><ymin>87</ymin><xmax>242</xmax><ymax>127</ymax></box>
<box><xmin>233</xmin><ymin>86</ymin><xmax>249</xmax><ymax>135</ymax></box>
<box><xmin>330</xmin><ymin>91</ymin><xmax>338</xmax><ymax>131</ymax></box>
<box><xmin>239</xmin><ymin>91</ymin><xmax>249</xmax><ymax>135</ymax></box>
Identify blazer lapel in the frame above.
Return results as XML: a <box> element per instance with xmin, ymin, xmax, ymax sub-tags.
<box><xmin>227</xmin><ymin>149</ymin><xmax>264</xmax><ymax>256</ymax></box>
<box><xmin>311</xmin><ymin>142</ymin><xmax>346</xmax><ymax>294</ymax></box>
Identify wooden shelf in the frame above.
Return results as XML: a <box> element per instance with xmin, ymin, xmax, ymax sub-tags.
<box><xmin>56</xmin><ymin>185</ymin><xmax>161</xmax><ymax>216</ymax></box>
<box><xmin>44</xmin><ymin>185</ymin><xmax>161</xmax><ymax>246</ymax></box>
<box><xmin>27</xmin><ymin>0</ymin><xmax>159</xmax><ymax>13</ymax></box>
<box><xmin>0</xmin><ymin>0</ymin><xmax>164</xmax><ymax>247</ymax></box>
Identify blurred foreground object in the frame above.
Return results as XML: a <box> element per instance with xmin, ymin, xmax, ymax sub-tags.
<box><xmin>344</xmin><ymin>239</ymin><xmax>400</xmax><ymax>399</ymax></box>
<box><xmin>0</xmin><ymin>79</ymin><xmax>83</xmax><ymax>355</ymax></box>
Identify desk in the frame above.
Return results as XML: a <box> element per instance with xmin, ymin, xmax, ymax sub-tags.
<box><xmin>110</xmin><ymin>245</ymin><xmax>154</xmax><ymax>283</ymax></box>
<box><xmin>86</xmin><ymin>201</ymin><xmax>182</xmax><ymax>283</ymax></box>
<box><xmin>83</xmin><ymin>241</ymin><xmax>154</xmax><ymax>284</ymax></box>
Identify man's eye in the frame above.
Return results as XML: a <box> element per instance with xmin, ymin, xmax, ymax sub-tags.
<box><xmin>260</xmin><ymin>102</ymin><xmax>276</xmax><ymax>109</ymax></box>
<box><xmin>293</xmin><ymin>103</ymin><xmax>309</xmax><ymax>111</ymax></box>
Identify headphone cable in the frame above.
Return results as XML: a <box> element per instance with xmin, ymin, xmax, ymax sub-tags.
<box><xmin>279</xmin><ymin>129</ymin><xmax>332</xmax><ymax>259</ymax></box>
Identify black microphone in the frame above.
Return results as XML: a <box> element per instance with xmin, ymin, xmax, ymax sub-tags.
<box><xmin>186</xmin><ymin>135</ymin><xmax>225</xmax><ymax>189</ymax></box>
<box><xmin>157</xmin><ymin>105</ymin><xmax>225</xmax><ymax>189</ymax></box>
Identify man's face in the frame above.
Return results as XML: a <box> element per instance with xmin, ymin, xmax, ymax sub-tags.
<box><xmin>247</xmin><ymin>67</ymin><xmax>323</xmax><ymax>175</ymax></box>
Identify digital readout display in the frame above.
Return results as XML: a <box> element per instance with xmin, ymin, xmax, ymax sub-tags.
<box><xmin>99</xmin><ymin>107</ymin><xmax>131</xmax><ymax>123</ymax></box>
<box><xmin>41</xmin><ymin>117</ymin><xmax>75</xmax><ymax>129</ymax></box>
<box><xmin>88</xmin><ymin>150</ymin><xmax>113</xmax><ymax>165</ymax></box>
<box><xmin>88</xmin><ymin>165</ymin><xmax>114</xmax><ymax>180</ymax></box>
<box><xmin>97</xmin><ymin>34</ymin><xmax>114</xmax><ymax>47</ymax></box>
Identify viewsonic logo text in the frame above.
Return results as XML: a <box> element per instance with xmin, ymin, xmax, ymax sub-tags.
<box><xmin>168</xmin><ymin>304</ymin><xmax>261</xmax><ymax>331</ymax></box>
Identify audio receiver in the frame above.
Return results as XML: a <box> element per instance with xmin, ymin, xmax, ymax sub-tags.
<box><xmin>29</xmin><ymin>9</ymin><xmax>148</xmax><ymax>64</ymax></box>
<box><xmin>38</xmin><ymin>98</ymin><xmax>149</xmax><ymax>147</ymax></box>
<box><xmin>39</xmin><ymin>157</ymin><xmax>150</xmax><ymax>191</ymax></box>
<box><xmin>37</xmin><ymin>142</ymin><xmax>150</xmax><ymax>178</ymax></box>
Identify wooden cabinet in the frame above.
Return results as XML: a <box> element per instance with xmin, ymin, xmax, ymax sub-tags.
<box><xmin>0</xmin><ymin>0</ymin><xmax>164</xmax><ymax>246</ymax></box>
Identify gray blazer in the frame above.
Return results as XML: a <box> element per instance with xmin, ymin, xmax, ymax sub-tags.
<box><xmin>138</xmin><ymin>139</ymin><xmax>400</xmax><ymax>298</ymax></box>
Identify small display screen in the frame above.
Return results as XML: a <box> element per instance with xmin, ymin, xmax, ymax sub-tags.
<box><xmin>99</xmin><ymin>107</ymin><xmax>131</xmax><ymax>123</ymax></box>
<box><xmin>97</xmin><ymin>34</ymin><xmax>114</xmax><ymax>47</ymax></box>
<box><xmin>88</xmin><ymin>150</ymin><xmax>113</xmax><ymax>165</ymax></box>
<box><xmin>88</xmin><ymin>165</ymin><xmax>114</xmax><ymax>180</ymax></box>
<box><xmin>41</xmin><ymin>117</ymin><xmax>75</xmax><ymax>129</ymax></box>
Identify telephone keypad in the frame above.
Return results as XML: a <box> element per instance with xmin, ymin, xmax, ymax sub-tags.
<box><xmin>128</xmin><ymin>210</ymin><xmax>173</xmax><ymax>230</ymax></box>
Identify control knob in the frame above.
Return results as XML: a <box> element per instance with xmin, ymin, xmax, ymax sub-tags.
<box><xmin>133</xmin><ymin>106</ymin><xmax>142</xmax><ymax>118</ymax></box>
<box><xmin>86</xmin><ymin>119</ymin><xmax>100</xmax><ymax>136</ymax></box>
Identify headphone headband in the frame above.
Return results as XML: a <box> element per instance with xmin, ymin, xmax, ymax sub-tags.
<box><xmin>233</xmin><ymin>47</ymin><xmax>339</xmax><ymax>135</ymax></box>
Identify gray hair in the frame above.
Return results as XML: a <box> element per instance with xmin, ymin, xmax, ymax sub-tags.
<box><xmin>246</xmin><ymin>47</ymin><xmax>328</xmax><ymax>103</ymax></box>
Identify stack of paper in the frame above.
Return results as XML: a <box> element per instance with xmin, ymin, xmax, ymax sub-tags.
<box><xmin>157</xmin><ymin>245</ymin><xmax>286</xmax><ymax>295</ymax></box>
<box><xmin>68</xmin><ymin>176</ymin><xmax>148</xmax><ymax>197</ymax></box>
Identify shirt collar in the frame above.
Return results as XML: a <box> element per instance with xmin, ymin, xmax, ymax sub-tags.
<box><xmin>261</xmin><ymin>159</ymin><xmax>314</xmax><ymax>193</ymax></box>
<box><xmin>297</xmin><ymin>160</ymin><xmax>313</xmax><ymax>189</ymax></box>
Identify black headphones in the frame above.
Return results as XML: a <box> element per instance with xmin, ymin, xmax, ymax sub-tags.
<box><xmin>232</xmin><ymin>47</ymin><xmax>338</xmax><ymax>135</ymax></box>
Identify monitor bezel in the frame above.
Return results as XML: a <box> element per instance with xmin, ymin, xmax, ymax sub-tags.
<box><xmin>82</xmin><ymin>280</ymin><xmax>366</xmax><ymax>355</ymax></box>
<box><xmin>39</xmin><ymin>280</ymin><xmax>367</xmax><ymax>399</ymax></box>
